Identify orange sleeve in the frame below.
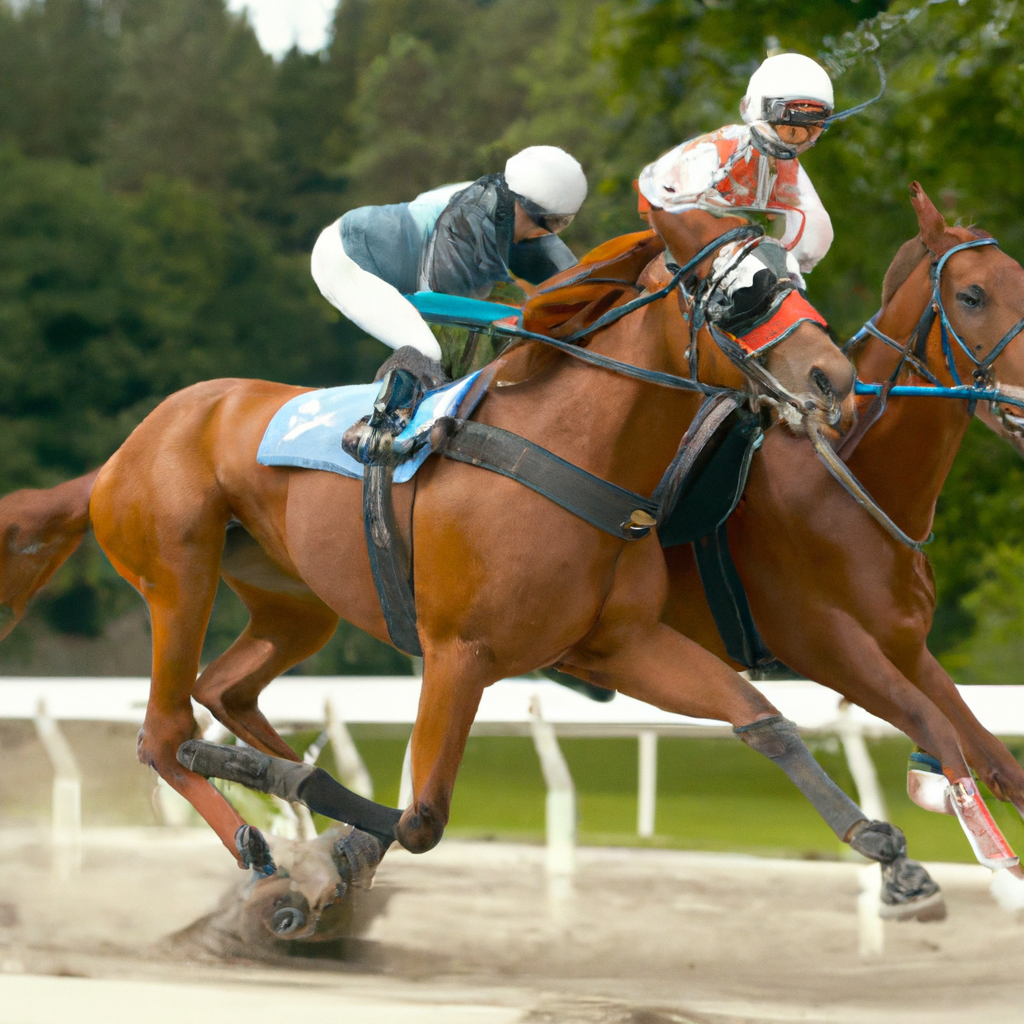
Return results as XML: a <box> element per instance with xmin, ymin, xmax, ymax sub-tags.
<box><xmin>633</xmin><ymin>179</ymin><xmax>652</xmax><ymax>214</ymax></box>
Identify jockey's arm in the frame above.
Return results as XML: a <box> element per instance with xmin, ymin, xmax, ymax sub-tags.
<box><xmin>784</xmin><ymin>164</ymin><xmax>833</xmax><ymax>275</ymax></box>
<box><xmin>310</xmin><ymin>218</ymin><xmax>442</xmax><ymax>360</ymax></box>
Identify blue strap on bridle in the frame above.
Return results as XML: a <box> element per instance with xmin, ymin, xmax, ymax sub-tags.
<box><xmin>852</xmin><ymin>236</ymin><xmax>1024</xmax><ymax>412</ymax></box>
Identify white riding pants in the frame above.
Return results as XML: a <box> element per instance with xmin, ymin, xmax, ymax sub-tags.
<box><xmin>310</xmin><ymin>219</ymin><xmax>442</xmax><ymax>360</ymax></box>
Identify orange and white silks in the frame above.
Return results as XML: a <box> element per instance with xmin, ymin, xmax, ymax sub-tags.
<box><xmin>637</xmin><ymin>124</ymin><xmax>834</xmax><ymax>276</ymax></box>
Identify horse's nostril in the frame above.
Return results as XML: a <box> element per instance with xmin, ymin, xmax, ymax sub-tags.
<box><xmin>810</xmin><ymin>367</ymin><xmax>835</xmax><ymax>401</ymax></box>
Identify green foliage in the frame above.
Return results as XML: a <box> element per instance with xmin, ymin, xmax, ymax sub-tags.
<box><xmin>0</xmin><ymin>0</ymin><xmax>1023</xmax><ymax>679</ymax></box>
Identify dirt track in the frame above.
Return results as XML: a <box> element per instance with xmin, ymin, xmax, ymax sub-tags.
<box><xmin>1</xmin><ymin>827</ymin><xmax>1023</xmax><ymax>1023</ymax></box>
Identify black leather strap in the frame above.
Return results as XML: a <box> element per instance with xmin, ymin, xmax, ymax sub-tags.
<box><xmin>363</xmin><ymin>462</ymin><xmax>423</xmax><ymax>656</ymax></box>
<box><xmin>437</xmin><ymin>418</ymin><xmax>658</xmax><ymax>541</ymax></box>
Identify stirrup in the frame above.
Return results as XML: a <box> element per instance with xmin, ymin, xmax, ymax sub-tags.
<box><xmin>342</xmin><ymin>368</ymin><xmax>427</xmax><ymax>466</ymax></box>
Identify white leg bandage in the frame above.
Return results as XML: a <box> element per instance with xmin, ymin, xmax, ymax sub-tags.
<box><xmin>310</xmin><ymin>220</ymin><xmax>442</xmax><ymax>360</ymax></box>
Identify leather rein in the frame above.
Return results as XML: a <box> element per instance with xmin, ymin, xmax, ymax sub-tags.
<box><xmin>820</xmin><ymin>236</ymin><xmax>1024</xmax><ymax>553</ymax></box>
<box><xmin>496</xmin><ymin>225</ymin><xmax>829</xmax><ymax>418</ymax></box>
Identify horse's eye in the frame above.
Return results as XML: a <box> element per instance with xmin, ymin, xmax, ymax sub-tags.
<box><xmin>956</xmin><ymin>285</ymin><xmax>985</xmax><ymax>309</ymax></box>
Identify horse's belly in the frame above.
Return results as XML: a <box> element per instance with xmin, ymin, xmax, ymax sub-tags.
<box><xmin>282</xmin><ymin>467</ymin><xmax>406</xmax><ymax>645</ymax></box>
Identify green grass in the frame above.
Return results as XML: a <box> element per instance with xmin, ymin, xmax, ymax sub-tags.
<box><xmin>277</xmin><ymin>729</ymin><xmax>1024</xmax><ymax>864</ymax></box>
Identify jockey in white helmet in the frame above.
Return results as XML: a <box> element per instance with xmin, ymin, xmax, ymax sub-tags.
<box><xmin>311</xmin><ymin>146</ymin><xmax>587</xmax><ymax>363</ymax></box>
<box><xmin>637</xmin><ymin>52</ymin><xmax>835</xmax><ymax>286</ymax></box>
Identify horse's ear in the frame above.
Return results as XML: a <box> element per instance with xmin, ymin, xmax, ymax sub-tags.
<box><xmin>909</xmin><ymin>181</ymin><xmax>954</xmax><ymax>254</ymax></box>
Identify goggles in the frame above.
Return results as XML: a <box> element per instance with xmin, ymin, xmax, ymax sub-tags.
<box><xmin>512</xmin><ymin>192</ymin><xmax>576</xmax><ymax>234</ymax></box>
<box><xmin>760</xmin><ymin>98</ymin><xmax>832</xmax><ymax>126</ymax></box>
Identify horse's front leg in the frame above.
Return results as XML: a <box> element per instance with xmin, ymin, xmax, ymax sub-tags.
<box><xmin>906</xmin><ymin>649</ymin><xmax>1024</xmax><ymax>812</ymax></box>
<box><xmin>395</xmin><ymin>641</ymin><xmax>491</xmax><ymax>853</ymax></box>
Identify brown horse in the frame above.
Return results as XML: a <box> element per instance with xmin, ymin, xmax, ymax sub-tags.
<box><xmin>0</xmin><ymin>216</ymin><xmax>873</xmax><ymax>874</ymax></box>
<box><xmin>657</xmin><ymin>184</ymin><xmax>1024</xmax><ymax>859</ymax></box>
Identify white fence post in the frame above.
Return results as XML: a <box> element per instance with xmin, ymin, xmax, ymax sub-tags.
<box><xmin>837</xmin><ymin>703</ymin><xmax>887</xmax><ymax>959</ymax></box>
<box><xmin>398</xmin><ymin>735</ymin><xmax>414</xmax><ymax>810</ymax></box>
<box><xmin>529</xmin><ymin>697</ymin><xmax>576</xmax><ymax>879</ymax></box>
<box><xmin>637</xmin><ymin>730</ymin><xmax>657</xmax><ymax>838</ymax></box>
<box><xmin>33</xmin><ymin>700</ymin><xmax>82</xmax><ymax>879</ymax></box>
<box><xmin>326</xmin><ymin>699</ymin><xmax>374</xmax><ymax>799</ymax></box>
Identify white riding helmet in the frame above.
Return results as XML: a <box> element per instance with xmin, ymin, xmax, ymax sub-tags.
<box><xmin>740</xmin><ymin>54</ymin><xmax>834</xmax><ymax>160</ymax></box>
<box><xmin>741</xmin><ymin>53</ymin><xmax>834</xmax><ymax>125</ymax></box>
<box><xmin>505</xmin><ymin>146</ymin><xmax>588</xmax><ymax>224</ymax></box>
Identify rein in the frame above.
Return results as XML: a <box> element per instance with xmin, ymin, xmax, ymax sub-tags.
<box><xmin>492</xmin><ymin>225</ymin><xmax>822</xmax><ymax>414</ymax></box>
<box><xmin>825</xmin><ymin>235</ymin><xmax>1024</xmax><ymax>552</ymax></box>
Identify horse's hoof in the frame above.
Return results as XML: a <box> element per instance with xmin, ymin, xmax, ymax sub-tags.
<box><xmin>879</xmin><ymin>889</ymin><xmax>948</xmax><ymax>922</ymax></box>
<box><xmin>395</xmin><ymin>803</ymin><xmax>444</xmax><ymax>854</ymax></box>
<box><xmin>332</xmin><ymin>827</ymin><xmax>386</xmax><ymax>889</ymax></box>
<box><xmin>235</xmin><ymin>824</ymin><xmax>276</xmax><ymax>877</ymax></box>
<box><xmin>880</xmin><ymin>856</ymin><xmax>945</xmax><ymax>922</ymax></box>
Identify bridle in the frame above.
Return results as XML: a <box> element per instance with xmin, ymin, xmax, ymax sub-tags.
<box><xmin>503</xmin><ymin>224</ymin><xmax>834</xmax><ymax>419</ymax></box>
<box><xmin>847</xmin><ymin>237</ymin><xmax>1024</xmax><ymax>415</ymax></box>
<box><xmin>822</xmin><ymin>235</ymin><xmax>1024</xmax><ymax>552</ymax></box>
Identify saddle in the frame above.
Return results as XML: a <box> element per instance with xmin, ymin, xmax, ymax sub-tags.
<box><xmin>346</xmin><ymin>230</ymin><xmax>775</xmax><ymax>672</ymax></box>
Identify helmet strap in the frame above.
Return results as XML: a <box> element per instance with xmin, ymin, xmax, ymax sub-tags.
<box><xmin>748</xmin><ymin>123</ymin><xmax>801</xmax><ymax>161</ymax></box>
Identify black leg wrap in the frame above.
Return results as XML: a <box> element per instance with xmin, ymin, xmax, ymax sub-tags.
<box><xmin>235</xmin><ymin>824</ymin><xmax>275</xmax><ymax>876</ymax></box>
<box><xmin>848</xmin><ymin>820</ymin><xmax>907</xmax><ymax>864</ymax></box>
<box><xmin>735</xmin><ymin>715</ymin><xmax>866</xmax><ymax>840</ymax></box>
<box><xmin>178</xmin><ymin>739</ymin><xmax>401</xmax><ymax>848</ymax></box>
<box><xmin>298</xmin><ymin>768</ymin><xmax>401</xmax><ymax>849</ymax></box>
<box><xmin>178</xmin><ymin>739</ymin><xmax>315</xmax><ymax>802</ymax></box>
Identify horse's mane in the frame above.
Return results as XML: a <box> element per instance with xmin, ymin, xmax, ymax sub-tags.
<box><xmin>492</xmin><ymin>230</ymin><xmax>668</xmax><ymax>388</ymax></box>
<box><xmin>521</xmin><ymin>229</ymin><xmax>666</xmax><ymax>339</ymax></box>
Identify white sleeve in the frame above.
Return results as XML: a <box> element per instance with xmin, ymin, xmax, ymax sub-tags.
<box><xmin>310</xmin><ymin>219</ymin><xmax>442</xmax><ymax>360</ymax></box>
<box><xmin>638</xmin><ymin>141</ymin><xmax>723</xmax><ymax>212</ymax></box>
<box><xmin>785</xmin><ymin>165</ymin><xmax>833</xmax><ymax>274</ymax></box>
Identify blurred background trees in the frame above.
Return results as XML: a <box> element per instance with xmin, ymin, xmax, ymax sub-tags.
<box><xmin>0</xmin><ymin>0</ymin><xmax>1021</xmax><ymax>680</ymax></box>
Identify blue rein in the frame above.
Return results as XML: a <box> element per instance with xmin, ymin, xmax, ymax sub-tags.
<box><xmin>851</xmin><ymin>236</ymin><xmax>1024</xmax><ymax>412</ymax></box>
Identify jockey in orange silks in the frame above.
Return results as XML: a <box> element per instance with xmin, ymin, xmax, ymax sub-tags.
<box><xmin>637</xmin><ymin>52</ymin><xmax>835</xmax><ymax>294</ymax></box>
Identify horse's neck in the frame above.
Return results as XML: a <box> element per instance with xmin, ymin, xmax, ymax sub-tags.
<box><xmin>484</xmin><ymin>302</ymin><xmax>704</xmax><ymax>496</ymax></box>
<box><xmin>847</xmin><ymin>266</ymin><xmax>972</xmax><ymax>538</ymax></box>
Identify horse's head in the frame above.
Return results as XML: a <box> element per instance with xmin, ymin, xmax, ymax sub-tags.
<box><xmin>647</xmin><ymin>207</ymin><xmax>855</xmax><ymax>431</ymax></box>
<box><xmin>877</xmin><ymin>183</ymin><xmax>1024</xmax><ymax>445</ymax></box>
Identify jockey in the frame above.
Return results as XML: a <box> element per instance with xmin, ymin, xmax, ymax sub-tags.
<box><xmin>637</xmin><ymin>52</ymin><xmax>835</xmax><ymax>292</ymax></box>
<box><xmin>311</xmin><ymin>146</ymin><xmax>587</xmax><ymax>364</ymax></box>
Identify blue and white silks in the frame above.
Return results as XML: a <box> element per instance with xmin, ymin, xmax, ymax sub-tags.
<box><xmin>256</xmin><ymin>371</ymin><xmax>482</xmax><ymax>483</ymax></box>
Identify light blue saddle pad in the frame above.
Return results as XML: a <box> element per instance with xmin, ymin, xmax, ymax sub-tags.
<box><xmin>257</xmin><ymin>371</ymin><xmax>482</xmax><ymax>483</ymax></box>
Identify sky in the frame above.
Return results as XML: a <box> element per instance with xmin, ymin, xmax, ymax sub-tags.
<box><xmin>226</xmin><ymin>0</ymin><xmax>335</xmax><ymax>58</ymax></box>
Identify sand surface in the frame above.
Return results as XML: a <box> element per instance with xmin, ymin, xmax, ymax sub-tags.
<box><xmin>0</xmin><ymin>827</ymin><xmax>1022</xmax><ymax>1023</ymax></box>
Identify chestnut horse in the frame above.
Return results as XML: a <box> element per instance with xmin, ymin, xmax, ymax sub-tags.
<box><xmin>0</xmin><ymin>216</ymin><xmax>862</xmax><ymax>872</ymax></box>
<box><xmin>658</xmin><ymin>184</ymin><xmax>1024</xmax><ymax>852</ymax></box>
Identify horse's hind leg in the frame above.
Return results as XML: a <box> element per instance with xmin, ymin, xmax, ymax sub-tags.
<box><xmin>193</xmin><ymin>570</ymin><xmax>339</xmax><ymax>760</ymax></box>
<box><xmin>563</xmin><ymin>547</ymin><xmax>945</xmax><ymax>920</ymax></box>
<box><xmin>92</xmin><ymin>482</ymin><xmax>267</xmax><ymax>871</ymax></box>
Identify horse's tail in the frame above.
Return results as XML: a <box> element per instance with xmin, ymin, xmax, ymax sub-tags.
<box><xmin>0</xmin><ymin>468</ymin><xmax>101</xmax><ymax>642</ymax></box>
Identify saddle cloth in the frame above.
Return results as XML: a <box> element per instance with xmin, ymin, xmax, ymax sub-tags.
<box><xmin>257</xmin><ymin>371</ymin><xmax>482</xmax><ymax>483</ymax></box>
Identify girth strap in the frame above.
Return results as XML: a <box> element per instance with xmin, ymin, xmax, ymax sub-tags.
<box><xmin>435</xmin><ymin>418</ymin><xmax>659</xmax><ymax>541</ymax></box>
<box><xmin>363</xmin><ymin>462</ymin><xmax>423</xmax><ymax>656</ymax></box>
